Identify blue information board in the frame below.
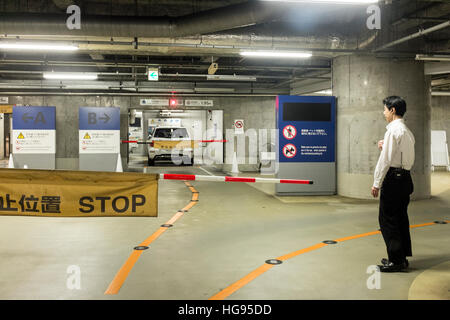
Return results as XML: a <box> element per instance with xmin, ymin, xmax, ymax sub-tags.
<box><xmin>277</xmin><ymin>95</ymin><xmax>336</xmax><ymax>163</ymax></box>
<box><xmin>79</xmin><ymin>107</ymin><xmax>120</xmax><ymax>130</ymax></box>
<box><xmin>13</xmin><ymin>106</ymin><xmax>55</xmax><ymax>130</ymax></box>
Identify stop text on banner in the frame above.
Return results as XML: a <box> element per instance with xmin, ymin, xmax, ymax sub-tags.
<box><xmin>0</xmin><ymin>169</ymin><xmax>158</xmax><ymax>217</ymax></box>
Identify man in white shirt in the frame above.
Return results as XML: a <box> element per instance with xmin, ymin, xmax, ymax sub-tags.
<box><xmin>372</xmin><ymin>96</ymin><xmax>415</xmax><ymax>272</ymax></box>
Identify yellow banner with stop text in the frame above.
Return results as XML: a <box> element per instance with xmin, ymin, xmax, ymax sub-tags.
<box><xmin>153</xmin><ymin>140</ymin><xmax>198</xmax><ymax>149</ymax></box>
<box><xmin>0</xmin><ymin>168</ymin><xmax>158</xmax><ymax>217</ymax></box>
<box><xmin>0</xmin><ymin>105</ymin><xmax>13</xmax><ymax>113</ymax></box>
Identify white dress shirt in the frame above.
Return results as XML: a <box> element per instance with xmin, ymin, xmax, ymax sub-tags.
<box><xmin>373</xmin><ymin>119</ymin><xmax>415</xmax><ymax>188</ymax></box>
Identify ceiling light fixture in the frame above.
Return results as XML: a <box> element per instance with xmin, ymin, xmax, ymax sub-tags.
<box><xmin>195</xmin><ymin>87</ymin><xmax>236</xmax><ymax>93</ymax></box>
<box><xmin>161</xmin><ymin>110</ymin><xmax>184</xmax><ymax>113</ymax></box>
<box><xmin>313</xmin><ymin>89</ymin><xmax>332</xmax><ymax>95</ymax></box>
<box><xmin>260</xmin><ymin>0</ymin><xmax>378</xmax><ymax>4</ymax></box>
<box><xmin>431</xmin><ymin>91</ymin><xmax>450</xmax><ymax>96</ymax></box>
<box><xmin>240</xmin><ymin>51</ymin><xmax>312</xmax><ymax>58</ymax></box>
<box><xmin>416</xmin><ymin>54</ymin><xmax>450</xmax><ymax>62</ymax></box>
<box><xmin>207</xmin><ymin>74</ymin><xmax>257</xmax><ymax>81</ymax></box>
<box><xmin>0</xmin><ymin>43</ymin><xmax>79</xmax><ymax>51</ymax></box>
<box><xmin>43</xmin><ymin>72</ymin><xmax>98</xmax><ymax>80</ymax></box>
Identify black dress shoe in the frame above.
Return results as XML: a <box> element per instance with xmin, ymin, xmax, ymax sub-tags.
<box><xmin>381</xmin><ymin>258</ymin><xmax>409</xmax><ymax>267</ymax></box>
<box><xmin>378</xmin><ymin>261</ymin><xmax>407</xmax><ymax>272</ymax></box>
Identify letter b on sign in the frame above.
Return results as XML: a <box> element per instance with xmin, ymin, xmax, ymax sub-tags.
<box><xmin>88</xmin><ymin>113</ymin><xmax>97</xmax><ymax>125</ymax></box>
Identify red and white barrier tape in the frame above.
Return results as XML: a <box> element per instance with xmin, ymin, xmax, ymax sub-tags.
<box><xmin>160</xmin><ymin>173</ymin><xmax>313</xmax><ymax>185</ymax></box>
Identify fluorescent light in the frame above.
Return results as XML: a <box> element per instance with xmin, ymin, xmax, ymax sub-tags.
<box><xmin>431</xmin><ymin>92</ymin><xmax>450</xmax><ymax>96</ymax></box>
<box><xmin>161</xmin><ymin>110</ymin><xmax>184</xmax><ymax>113</ymax></box>
<box><xmin>195</xmin><ymin>87</ymin><xmax>235</xmax><ymax>93</ymax></box>
<box><xmin>416</xmin><ymin>54</ymin><xmax>450</xmax><ymax>62</ymax></box>
<box><xmin>0</xmin><ymin>43</ymin><xmax>78</xmax><ymax>51</ymax></box>
<box><xmin>240</xmin><ymin>51</ymin><xmax>312</xmax><ymax>58</ymax></box>
<box><xmin>260</xmin><ymin>0</ymin><xmax>378</xmax><ymax>4</ymax></box>
<box><xmin>43</xmin><ymin>73</ymin><xmax>98</xmax><ymax>80</ymax></box>
<box><xmin>207</xmin><ymin>74</ymin><xmax>257</xmax><ymax>81</ymax></box>
<box><xmin>314</xmin><ymin>89</ymin><xmax>332</xmax><ymax>95</ymax></box>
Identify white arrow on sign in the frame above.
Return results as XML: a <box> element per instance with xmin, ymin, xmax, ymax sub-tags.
<box><xmin>148</xmin><ymin>68</ymin><xmax>159</xmax><ymax>81</ymax></box>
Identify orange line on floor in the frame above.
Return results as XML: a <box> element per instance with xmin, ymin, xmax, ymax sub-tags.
<box><xmin>209</xmin><ymin>220</ymin><xmax>448</xmax><ymax>300</ymax></box>
<box><xmin>209</xmin><ymin>264</ymin><xmax>274</xmax><ymax>300</ymax></box>
<box><xmin>139</xmin><ymin>227</ymin><xmax>168</xmax><ymax>247</ymax></box>
<box><xmin>105</xmin><ymin>250</ymin><xmax>143</xmax><ymax>295</ymax></box>
<box><xmin>410</xmin><ymin>222</ymin><xmax>435</xmax><ymax>229</ymax></box>
<box><xmin>333</xmin><ymin>230</ymin><xmax>381</xmax><ymax>242</ymax></box>
<box><xmin>105</xmin><ymin>181</ymin><xmax>198</xmax><ymax>295</ymax></box>
<box><xmin>166</xmin><ymin>212</ymin><xmax>185</xmax><ymax>226</ymax></box>
<box><xmin>276</xmin><ymin>243</ymin><xmax>327</xmax><ymax>261</ymax></box>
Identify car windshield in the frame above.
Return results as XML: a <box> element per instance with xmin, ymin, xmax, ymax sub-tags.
<box><xmin>153</xmin><ymin>128</ymin><xmax>189</xmax><ymax>138</ymax></box>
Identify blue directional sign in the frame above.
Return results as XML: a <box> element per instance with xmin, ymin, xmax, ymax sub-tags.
<box><xmin>79</xmin><ymin>107</ymin><xmax>120</xmax><ymax>130</ymax></box>
<box><xmin>12</xmin><ymin>106</ymin><xmax>55</xmax><ymax>130</ymax></box>
<box><xmin>277</xmin><ymin>95</ymin><xmax>336</xmax><ymax>163</ymax></box>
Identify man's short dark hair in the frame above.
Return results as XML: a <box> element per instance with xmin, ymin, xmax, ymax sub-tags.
<box><xmin>383</xmin><ymin>96</ymin><xmax>407</xmax><ymax>117</ymax></box>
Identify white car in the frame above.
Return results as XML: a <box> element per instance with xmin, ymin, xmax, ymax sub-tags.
<box><xmin>147</xmin><ymin>126</ymin><xmax>194</xmax><ymax>166</ymax></box>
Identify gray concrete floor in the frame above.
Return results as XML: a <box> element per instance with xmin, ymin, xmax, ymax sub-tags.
<box><xmin>0</xmin><ymin>159</ymin><xmax>8</xmax><ymax>168</ymax></box>
<box><xmin>0</xmin><ymin>164</ymin><xmax>448</xmax><ymax>300</ymax></box>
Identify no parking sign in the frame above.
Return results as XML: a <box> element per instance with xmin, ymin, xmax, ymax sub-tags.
<box><xmin>234</xmin><ymin>119</ymin><xmax>244</xmax><ymax>134</ymax></box>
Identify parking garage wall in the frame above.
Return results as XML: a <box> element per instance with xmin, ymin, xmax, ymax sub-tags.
<box><xmin>431</xmin><ymin>96</ymin><xmax>450</xmax><ymax>160</ymax></box>
<box><xmin>6</xmin><ymin>95</ymin><xmax>276</xmax><ymax>172</ymax></box>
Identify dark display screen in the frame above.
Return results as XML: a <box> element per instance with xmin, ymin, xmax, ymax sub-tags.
<box><xmin>283</xmin><ymin>102</ymin><xmax>331</xmax><ymax>122</ymax></box>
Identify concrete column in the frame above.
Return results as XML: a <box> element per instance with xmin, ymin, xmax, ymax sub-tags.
<box><xmin>0</xmin><ymin>113</ymin><xmax>4</xmax><ymax>159</ymax></box>
<box><xmin>333</xmin><ymin>55</ymin><xmax>431</xmax><ymax>200</ymax></box>
<box><xmin>431</xmin><ymin>96</ymin><xmax>450</xmax><ymax>160</ymax></box>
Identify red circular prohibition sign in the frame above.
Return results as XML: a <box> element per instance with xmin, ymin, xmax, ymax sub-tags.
<box><xmin>283</xmin><ymin>125</ymin><xmax>297</xmax><ymax>140</ymax></box>
<box><xmin>283</xmin><ymin>144</ymin><xmax>297</xmax><ymax>158</ymax></box>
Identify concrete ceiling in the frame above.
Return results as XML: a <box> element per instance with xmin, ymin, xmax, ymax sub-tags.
<box><xmin>0</xmin><ymin>0</ymin><xmax>449</xmax><ymax>95</ymax></box>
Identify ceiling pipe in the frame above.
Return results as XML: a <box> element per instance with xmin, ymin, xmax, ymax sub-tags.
<box><xmin>0</xmin><ymin>59</ymin><xmax>331</xmax><ymax>72</ymax></box>
<box><xmin>374</xmin><ymin>20</ymin><xmax>450</xmax><ymax>52</ymax></box>
<box><xmin>0</xmin><ymin>70</ymin><xmax>331</xmax><ymax>80</ymax></box>
<box><xmin>0</xmin><ymin>34</ymin><xmax>365</xmax><ymax>58</ymax></box>
<box><xmin>0</xmin><ymin>91</ymin><xmax>282</xmax><ymax>97</ymax></box>
<box><xmin>52</xmin><ymin>0</ymin><xmax>77</xmax><ymax>10</ymax></box>
<box><xmin>0</xmin><ymin>4</ymin><xmax>378</xmax><ymax>55</ymax></box>
<box><xmin>391</xmin><ymin>2</ymin><xmax>450</xmax><ymax>33</ymax></box>
<box><xmin>0</xmin><ymin>2</ymin><xmax>287</xmax><ymax>38</ymax></box>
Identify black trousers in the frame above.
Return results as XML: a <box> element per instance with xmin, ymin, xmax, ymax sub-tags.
<box><xmin>379</xmin><ymin>167</ymin><xmax>414</xmax><ymax>264</ymax></box>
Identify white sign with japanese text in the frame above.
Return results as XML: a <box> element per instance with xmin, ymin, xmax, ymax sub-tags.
<box><xmin>12</xmin><ymin>130</ymin><xmax>56</xmax><ymax>154</ymax></box>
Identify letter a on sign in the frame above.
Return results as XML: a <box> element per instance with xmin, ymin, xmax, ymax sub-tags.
<box><xmin>34</xmin><ymin>112</ymin><xmax>46</xmax><ymax>124</ymax></box>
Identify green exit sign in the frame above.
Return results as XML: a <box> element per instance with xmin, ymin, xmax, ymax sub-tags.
<box><xmin>147</xmin><ymin>68</ymin><xmax>159</xmax><ymax>81</ymax></box>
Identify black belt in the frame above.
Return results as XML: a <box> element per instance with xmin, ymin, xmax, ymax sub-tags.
<box><xmin>387</xmin><ymin>167</ymin><xmax>410</xmax><ymax>180</ymax></box>
<box><xmin>388</xmin><ymin>167</ymin><xmax>410</xmax><ymax>172</ymax></box>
